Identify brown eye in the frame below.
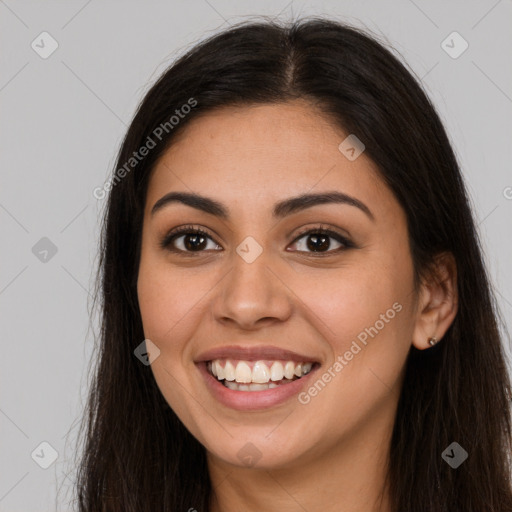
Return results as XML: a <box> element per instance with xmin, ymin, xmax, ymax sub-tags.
<box><xmin>288</xmin><ymin>227</ymin><xmax>353</xmax><ymax>254</ymax></box>
<box><xmin>160</xmin><ymin>225</ymin><xmax>354</xmax><ymax>256</ymax></box>
<box><xmin>160</xmin><ymin>226</ymin><xmax>222</xmax><ymax>253</ymax></box>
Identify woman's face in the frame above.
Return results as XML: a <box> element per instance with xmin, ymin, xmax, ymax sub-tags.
<box><xmin>137</xmin><ymin>101</ymin><xmax>420</xmax><ymax>470</ymax></box>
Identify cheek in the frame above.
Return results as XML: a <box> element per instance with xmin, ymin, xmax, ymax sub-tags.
<box><xmin>292</xmin><ymin>253</ymin><xmax>415</xmax><ymax>391</ymax></box>
<box><xmin>137</xmin><ymin>257</ymin><xmax>202</xmax><ymax>345</ymax></box>
<box><xmin>292</xmin><ymin>269</ymin><xmax>413</xmax><ymax>429</ymax></box>
<box><xmin>295</xmin><ymin>266</ymin><xmax>405</xmax><ymax>343</ymax></box>
<box><xmin>137</xmin><ymin>258</ymin><xmax>207</xmax><ymax>427</ymax></box>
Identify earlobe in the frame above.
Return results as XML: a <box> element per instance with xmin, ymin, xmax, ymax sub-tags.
<box><xmin>411</xmin><ymin>252</ymin><xmax>458</xmax><ymax>350</ymax></box>
<box><xmin>427</xmin><ymin>336</ymin><xmax>438</xmax><ymax>346</ymax></box>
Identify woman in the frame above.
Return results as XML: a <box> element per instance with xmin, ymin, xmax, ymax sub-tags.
<box><xmin>75</xmin><ymin>16</ymin><xmax>512</xmax><ymax>511</ymax></box>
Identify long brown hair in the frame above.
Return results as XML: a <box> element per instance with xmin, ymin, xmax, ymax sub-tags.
<box><xmin>74</xmin><ymin>16</ymin><xmax>512</xmax><ymax>511</ymax></box>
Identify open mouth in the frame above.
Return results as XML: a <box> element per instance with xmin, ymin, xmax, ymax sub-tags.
<box><xmin>206</xmin><ymin>359</ymin><xmax>319</xmax><ymax>392</ymax></box>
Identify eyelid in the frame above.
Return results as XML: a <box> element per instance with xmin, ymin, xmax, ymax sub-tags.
<box><xmin>159</xmin><ymin>224</ymin><xmax>219</xmax><ymax>251</ymax></box>
<box><xmin>291</xmin><ymin>223</ymin><xmax>352</xmax><ymax>244</ymax></box>
<box><xmin>160</xmin><ymin>223</ymin><xmax>355</xmax><ymax>254</ymax></box>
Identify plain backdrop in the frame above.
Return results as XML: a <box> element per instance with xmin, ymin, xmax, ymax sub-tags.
<box><xmin>1</xmin><ymin>1</ymin><xmax>511</xmax><ymax>510</ymax></box>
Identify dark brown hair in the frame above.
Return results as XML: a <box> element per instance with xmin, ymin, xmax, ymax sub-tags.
<box><xmin>74</xmin><ymin>16</ymin><xmax>512</xmax><ymax>511</ymax></box>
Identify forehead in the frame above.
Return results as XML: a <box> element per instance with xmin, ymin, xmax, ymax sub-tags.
<box><xmin>145</xmin><ymin>101</ymin><xmax>394</xmax><ymax>220</ymax></box>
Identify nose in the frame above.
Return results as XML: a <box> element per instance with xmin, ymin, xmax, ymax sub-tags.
<box><xmin>211</xmin><ymin>247</ymin><xmax>293</xmax><ymax>331</ymax></box>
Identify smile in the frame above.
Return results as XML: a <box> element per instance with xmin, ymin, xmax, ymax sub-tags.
<box><xmin>207</xmin><ymin>359</ymin><xmax>316</xmax><ymax>392</ymax></box>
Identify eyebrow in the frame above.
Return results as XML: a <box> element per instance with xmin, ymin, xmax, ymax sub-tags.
<box><xmin>151</xmin><ymin>191</ymin><xmax>375</xmax><ymax>221</ymax></box>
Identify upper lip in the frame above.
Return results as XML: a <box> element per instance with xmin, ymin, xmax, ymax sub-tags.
<box><xmin>194</xmin><ymin>345</ymin><xmax>319</xmax><ymax>363</ymax></box>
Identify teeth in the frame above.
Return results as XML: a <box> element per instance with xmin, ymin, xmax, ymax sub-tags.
<box><xmin>214</xmin><ymin>361</ymin><xmax>225</xmax><ymax>380</ymax></box>
<box><xmin>225</xmin><ymin>381</ymin><xmax>281</xmax><ymax>391</ymax></box>
<box><xmin>223</xmin><ymin>360</ymin><xmax>236</xmax><ymax>381</ymax></box>
<box><xmin>284</xmin><ymin>361</ymin><xmax>295</xmax><ymax>379</ymax></box>
<box><xmin>270</xmin><ymin>362</ymin><xmax>284</xmax><ymax>381</ymax></box>
<box><xmin>209</xmin><ymin>359</ymin><xmax>315</xmax><ymax>384</ymax></box>
<box><xmin>252</xmin><ymin>361</ymin><xmax>270</xmax><ymax>383</ymax></box>
<box><xmin>235</xmin><ymin>361</ymin><xmax>252</xmax><ymax>383</ymax></box>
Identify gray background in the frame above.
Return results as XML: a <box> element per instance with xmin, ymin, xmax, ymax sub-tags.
<box><xmin>1</xmin><ymin>1</ymin><xmax>511</xmax><ymax>510</ymax></box>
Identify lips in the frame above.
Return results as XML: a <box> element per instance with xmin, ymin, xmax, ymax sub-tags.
<box><xmin>194</xmin><ymin>344</ymin><xmax>320</xmax><ymax>364</ymax></box>
<box><xmin>196</xmin><ymin>358</ymin><xmax>320</xmax><ymax>410</ymax></box>
<box><xmin>193</xmin><ymin>344</ymin><xmax>322</xmax><ymax>409</ymax></box>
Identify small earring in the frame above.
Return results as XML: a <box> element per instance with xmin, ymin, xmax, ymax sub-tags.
<box><xmin>428</xmin><ymin>336</ymin><xmax>438</xmax><ymax>346</ymax></box>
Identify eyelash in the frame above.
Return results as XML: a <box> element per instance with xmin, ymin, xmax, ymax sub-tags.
<box><xmin>160</xmin><ymin>224</ymin><xmax>355</xmax><ymax>256</ymax></box>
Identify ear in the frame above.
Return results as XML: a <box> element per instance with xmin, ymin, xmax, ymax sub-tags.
<box><xmin>412</xmin><ymin>252</ymin><xmax>458</xmax><ymax>350</ymax></box>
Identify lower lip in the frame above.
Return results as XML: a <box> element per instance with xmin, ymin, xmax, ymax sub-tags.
<box><xmin>196</xmin><ymin>361</ymin><xmax>320</xmax><ymax>411</ymax></box>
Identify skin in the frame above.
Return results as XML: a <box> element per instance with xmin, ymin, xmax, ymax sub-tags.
<box><xmin>137</xmin><ymin>100</ymin><xmax>458</xmax><ymax>512</ymax></box>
